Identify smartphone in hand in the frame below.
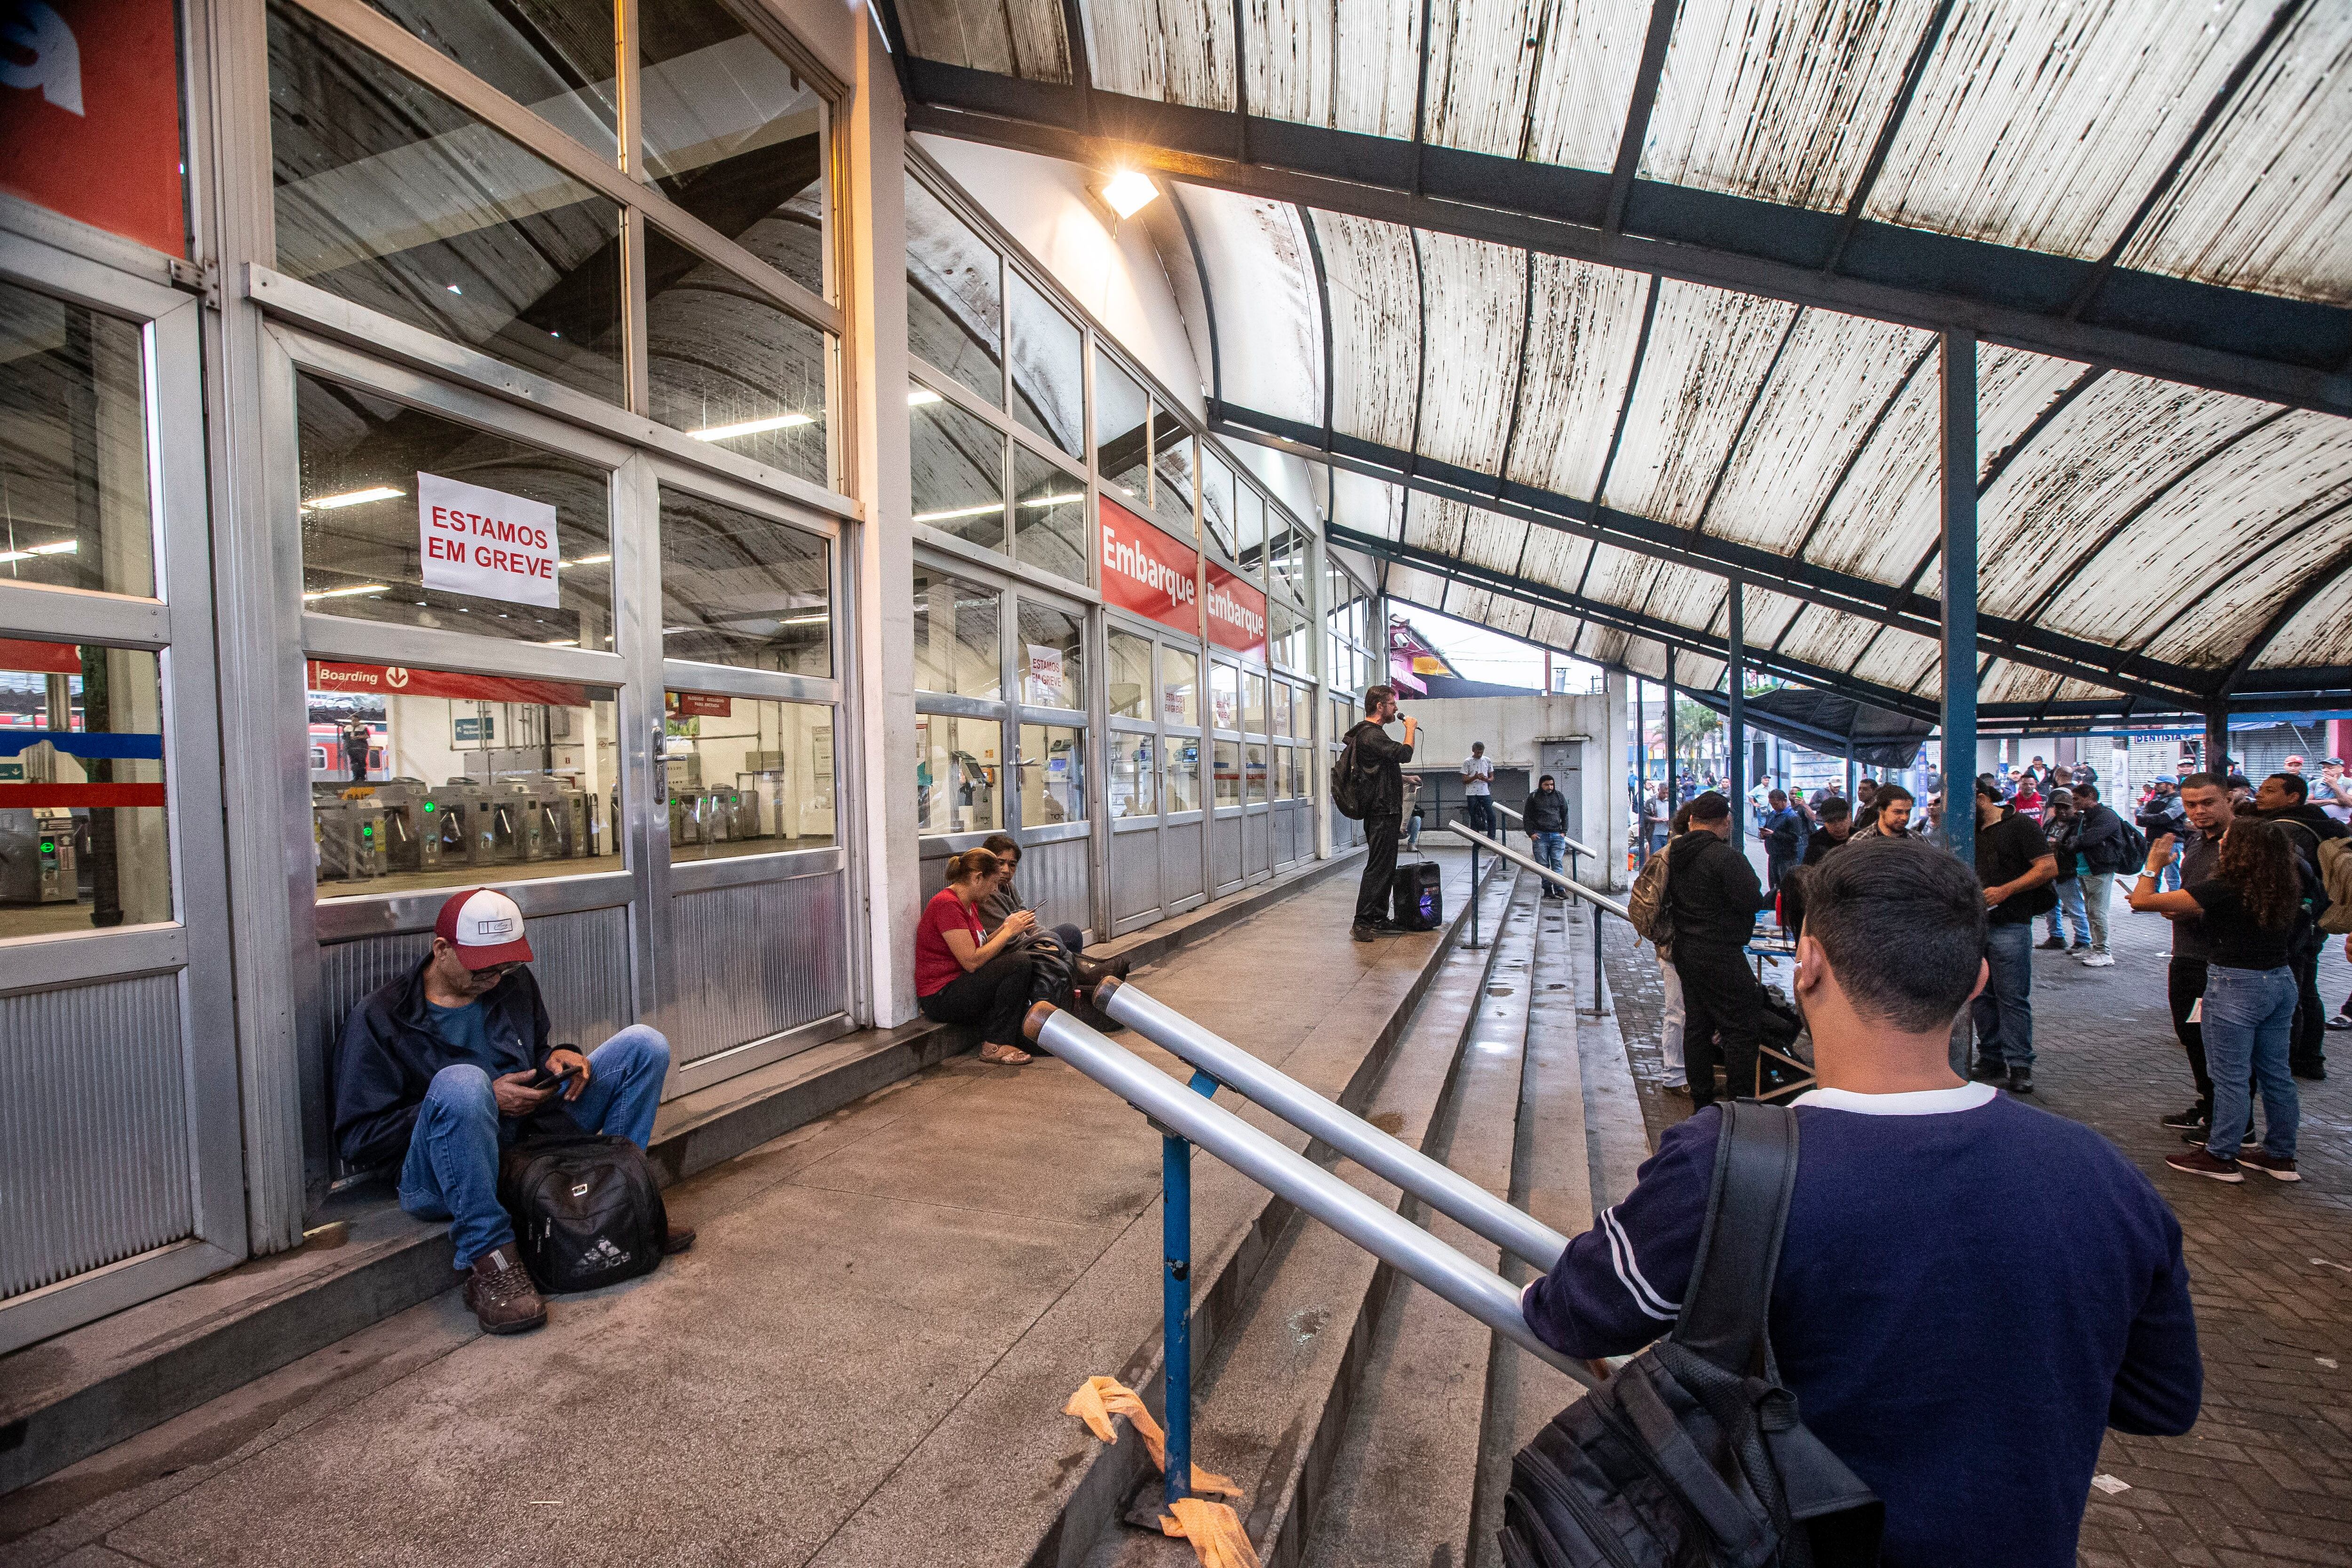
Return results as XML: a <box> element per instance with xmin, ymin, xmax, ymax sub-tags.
<box><xmin>524</xmin><ymin>1064</ymin><xmax>582</xmax><ymax>1093</ymax></box>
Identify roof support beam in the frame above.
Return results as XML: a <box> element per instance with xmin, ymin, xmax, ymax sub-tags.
<box><xmin>1822</xmin><ymin>0</ymin><xmax>1955</xmax><ymax>277</ymax></box>
<box><xmin>901</xmin><ymin>91</ymin><xmax>2352</xmax><ymax>416</ymax></box>
<box><xmin>1605</xmin><ymin>0</ymin><xmax>1683</xmax><ymax>236</ymax></box>
<box><xmin>1212</xmin><ymin>403</ymin><xmax>2215</xmax><ymax>707</ymax></box>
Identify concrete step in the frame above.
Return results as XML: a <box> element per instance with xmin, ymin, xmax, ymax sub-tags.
<box><xmin>0</xmin><ymin>850</ymin><xmax>1364</xmax><ymax>1503</ymax></box>
<box><xmin>1072</xmin><ymin>866</ymin><xmax>1528</xmax><ymax>1568</ymax></box>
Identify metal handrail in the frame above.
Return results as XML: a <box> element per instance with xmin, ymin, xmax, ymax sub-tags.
<box><xmin>1096</xmin><ymin>978</ymin><xmax>1570</xmax><ymax>1272</ymax></box>
<box><xmin>1444</xmin><ymin>824</ymin><xmax>1630</xmax><ymax>920</ymax></box>
<box><xmin>1486</xmin><ymin>799</ymin><xmax>1599</xmax><ymax>861</ymax></box>
<box><xmin>1023</xmin><ymin>1001</ymin><xmax>1593</xmax><ymax>1385</ymax></box>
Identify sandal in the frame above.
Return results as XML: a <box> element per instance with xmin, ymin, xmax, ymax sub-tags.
<box><xmin>979</xmin><ymin>1042</ymin><xmax>1033</xmax><ymax>1065</ymax></box>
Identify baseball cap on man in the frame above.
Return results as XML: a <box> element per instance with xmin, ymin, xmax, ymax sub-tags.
<box><xmin>434</xmin><ymin>888</ymin><xmax>534</xmax><ymax>969</ymax></box>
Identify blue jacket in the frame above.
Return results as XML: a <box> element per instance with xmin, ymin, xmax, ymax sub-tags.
<box><xmin>333</xmin><ymin>959</ymin><xmax>563</xmax><ymax>1169</ymax></box>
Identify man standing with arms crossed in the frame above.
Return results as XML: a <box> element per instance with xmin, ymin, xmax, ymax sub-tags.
<box><xmin>1349</xmin><ymin>685</ymin><xmax>1417</xmax><ymax>943</ymax></box>
<box><xmin>1460</xmin><ymin>740</ymin><xmax>1495</xmax><ymax>837</ymax></box>
<box><xmin>1969</xmin><ymin>776</ymin><xmax>2058</xmax><ymax>1094</ymax></box>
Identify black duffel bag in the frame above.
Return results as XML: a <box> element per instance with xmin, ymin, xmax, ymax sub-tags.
<box><xmin>499</xmin><ymin>1130</ymin><xmax>669</xmax><ymax>1294</ymax></box>
<box><xmin>1501</xmin><ymin>1103</ymin><xmax>1883</xmax><ymax>1568</ymax></box>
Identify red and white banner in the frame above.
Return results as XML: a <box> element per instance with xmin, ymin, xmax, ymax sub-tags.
<box><xmin>0</xmin><ymin>638</ymin><xmax>84</xmax><ymax>675</ymax></box>
<box><xmin>419</xmin><ymin>472</ymin><xmax>561</xmax><ymax>608</ymax></box>
<box><xmin>1205</xmin><ymin>560</ymin><xmax>1268</xmax><ymax>662</ymax></box>
<box><xmin>308</xmin><ymin>660</ymin><xmax>589</xmax><ymax>710</ymax></box>
<box><xmin>1099</xmin><ymin>497</ymin><xmax>1200</xmax><ymax>638</ymax></box>
<box><xmin>0</xmin><ymin>0</ymin><xmax>184</xmax><ymax>255</ymax></box>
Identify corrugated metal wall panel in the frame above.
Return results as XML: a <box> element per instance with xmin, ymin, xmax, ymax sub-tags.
<box><xmin>1506</xmin><ymin>262</ymin><xmax>1651</xmax><ymax>501</ymax></box>
<box><xmin>1112</xmin><ymin>828</ymin><xmax>1162</xmax><ymax>921</ymax></box>
<box><xmin>1081</xmin><ymin>0</ymin><xmax>1233</xmax><ymax>107</ymax></box>
<box><xmin>669</xmin><ymin>876</ymin><xmax>847</xmax><ymax>1066</ymax></box>
<box><xmin>1212</xmin><ymin>814</ymin><xmax>1242</xmax><ymax>890</ymax></box>
<box><xmin>1247</xmin><ymin>0</ymin><xmax>1422</xmax><ymax>139</ymax></box>
<box><xmin>1603</xmin><ymin>284</ymin><xmax>1798</xmax><ymax>528</ymax></box>
<box><xmin>1642</xmin><ymin>0</ymin><xmax>1944</xmax><ymax>213</ymax></box>
<box><xmin>1186</xmin><ymin>189</ymin><xmax>1327</xmax><ymax>428</ymax></box>
<box><xmin>1243</xmin><ymin>809</ymin><xmax>1270</xmax><ymax>878</ymax></box>
<box><xmin>1316</xmin><ymin>211</ymin><xmax>1422</xmax><ymax>452</ymax></box>
<box><xmin>1978</xmin><ymin>374</ymin><xmax>2275</xmax><ymax>622</ymax></box>
<box><xmin>1706</xmin><ymin>314</ymin><xmax>1935</xmax><ymax>552</ymax></box>
<box><xmin>1021</xmin><ymin>835</ymin><xmax>1093</xmax><ymax>936</ymax></box>
<box><xmin>1166</xmin><ymin>820</ymin><xmax>1206</xmax><ymax>902</ymax></box>
<box><xmin>1414</xmin><ymin>231</ymin><xmax>1528</xmax><ymax>473</ymax></box>
<box><xmin>3</xmin><ymin>975</ymin><xmax>191</xmax><ymax>1299</ymax></box>
<box><xmin>898</xmin><ymin>0</ymin><xmax>1072</xmax><ymax>79</ymax></box>
<box><xmin>1423</xmin><ymin>0</ymin><xmax>1645</xmax><ymax>170</ymax></box>
<box><xmin>2120</xmin><ymin>3</ymin><xmax>2352</xmax><ymax>305</ymax></box>
<box><xmin>1862</xmin><ymin>0</ymin><xmax>2280</xmax><ymax>263</ymax></box>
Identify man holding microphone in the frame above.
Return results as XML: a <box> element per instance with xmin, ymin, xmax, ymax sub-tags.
<box><xmin>1348</xmin><ymin>685</ymin><xmax>1418</xmax><ymax>942</ymax></box>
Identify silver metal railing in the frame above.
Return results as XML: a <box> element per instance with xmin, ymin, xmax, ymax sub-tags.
<box><xmin>1486</xmin><ymin>799</ymin><xmax>1598</xmax><ymax>862</ymax></box>
<box><xmin>1443</xmin><ymin>822</ymin><xmax>1629</xmax><ymax>920</ymax></box>
<box><xmin>1023</xmin><ymin>1002</ymin><xmax>1596</xmax><ymax>1387</ymax></box>
<box><xmin>1096</xmin><ymin>978</ymin><xmax>1570</xmax><ymax>1272</ymax></box>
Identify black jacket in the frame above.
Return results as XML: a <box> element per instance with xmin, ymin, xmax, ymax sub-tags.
<box><xmin>1521</xmin><ymin>788</ymin><xmax>1571</xmax><ymax>835</ymax></box>
<box><xmin>2137</xmin><ymin>794</ymin><xmax>2186</xmax><ymax>838</ymax></box>
<box><xmin>1666</xmin><ymin>829</ymin><xmax>1767</xmax><ymax>949</ymax></box>
<box><xmin>333</xmin><ymin>959</ymin><xmax>564</xmax><ymax>1170</ymax></box>
<box><xmin>2256</xmin><ymin>802</ymin><xmax>2350</xmax><ymax>843</ymax></box>
<box><xmin>2075</xmin><ymin>803</ymin><xmax>2130</xmax><ymax>873</ymax></box>
<box><xmin>1345</xmin><ymin>719</ymin><xmax>1414</xmax><ymax>817</ymax></box>
<box><xmin>2042</xmin><ymin>810</ymin><xmax>2082</xmax><ymax>879</ymax></box>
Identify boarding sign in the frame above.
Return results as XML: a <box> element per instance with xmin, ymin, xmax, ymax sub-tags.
<box><xmin>418</xmin><ymin>472</ymin><xmax>560</xmax><ymax>608</ymax></box>
<box><xmin>1205</xmin><ymin>559</ymin><xmax>1268</xmax><ymax>662</ymax></box>
<box><xmin>1099</xmin><ymin>497</ymin><xmax>1199</xmax><ymax>637</ymax></box>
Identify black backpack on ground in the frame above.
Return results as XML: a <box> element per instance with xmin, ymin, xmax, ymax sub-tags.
<box><xmin>1391</xmin><ymin>860</ymin><xmax>1443</xmax><ymax>931</ymax></box>
<box><xmin>499</xmin><ymin>1130</ymin><xmax>668</xmax><ymax>1294</ymax></box>
<box><xmin>1500</xmin><ymin>1103</ymin><xmax>1883</xmax><ymax>1568</ymax></box>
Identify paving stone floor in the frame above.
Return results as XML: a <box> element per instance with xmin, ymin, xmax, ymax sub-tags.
<box><xmin>1602</xmin><ymin>893</ymin><xmax>2352</xmax><ymax>1567</ymax></box>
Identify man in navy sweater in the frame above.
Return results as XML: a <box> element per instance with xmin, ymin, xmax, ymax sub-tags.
<box><xmin>1523</xmin><ymin>835</ymin><xmax>2200</xmax><ymax>1566</ymax></box>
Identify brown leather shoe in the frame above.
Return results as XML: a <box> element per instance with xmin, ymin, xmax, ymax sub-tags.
<box><xmin>462</xmin><ymin>1246</ymin><xmax>548</xmax><ymax>1334</ymax></box>
<box><xmin>661</xmin><ymin>1223</ymin><xmax>697</xmax><ymax>1255</ymax></box>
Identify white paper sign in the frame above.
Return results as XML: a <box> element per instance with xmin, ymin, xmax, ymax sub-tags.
<box><xmin>418</xmin><ymin>471</ymin><xmax>560</xmax><ymax>608</ymax></box>
<box><xmin>1026</xmin><ymin>643</ymin><xmax>1065</xmax><ymax>706</ymax></box>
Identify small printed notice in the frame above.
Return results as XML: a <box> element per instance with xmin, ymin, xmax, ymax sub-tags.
<box><xmin>419</xmin><ymin>472</ymin><xmax>559</xmax><ymax>608</ymax></box>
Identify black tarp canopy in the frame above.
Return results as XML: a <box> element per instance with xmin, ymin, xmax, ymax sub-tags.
<box><xmin>1682</xmin><ymin>687</ymin><xmax>1933</xmax><ymax>770</ymax></box>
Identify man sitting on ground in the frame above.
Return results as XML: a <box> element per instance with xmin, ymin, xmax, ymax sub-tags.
<box><xmin>1521</xmin><ymin>836</ymin><xmax>2201</xmax><ymax>1565</ymax></box>
<box><xmin>335</xmin><ymin>889</ymin><xmax>691</xmax><ymax>1335</ymax></box>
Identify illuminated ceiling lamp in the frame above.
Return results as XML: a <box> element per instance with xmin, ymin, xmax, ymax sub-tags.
<box><xmin>1096</xmin><ymin>168</ymin><xmax>1159</xmax><ymax>223</ymax></box>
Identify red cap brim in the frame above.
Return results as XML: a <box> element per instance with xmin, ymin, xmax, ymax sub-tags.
<box><xmin>457</xmin><ymin>935</ymin><xmax>534</xmax><ymax>969</ymax></box>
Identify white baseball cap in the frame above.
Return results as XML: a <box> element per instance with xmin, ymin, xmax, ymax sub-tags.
<box><xmin>433</xmin><ymin>888</ymin><xmax>534</xmax><ymax>969</ymax></box>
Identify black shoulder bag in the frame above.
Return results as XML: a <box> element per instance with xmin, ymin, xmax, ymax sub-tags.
<box><xmin>1500</xmin><ymin>1103</ymin><xmax>1883</xmax><ymax>1568</ymax></box>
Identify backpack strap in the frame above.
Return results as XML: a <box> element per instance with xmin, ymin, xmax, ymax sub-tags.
<box><xmin>1670</xmin><ymin>1101</ymin><xmax>1799</xmax><ymax>1378</ymax></box>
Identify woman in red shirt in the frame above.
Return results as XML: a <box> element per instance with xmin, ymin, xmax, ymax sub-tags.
<box><xmin>916</xmin><ymin>847</ymin><xmax>1040</xmax><ymax>1065</ymax></box>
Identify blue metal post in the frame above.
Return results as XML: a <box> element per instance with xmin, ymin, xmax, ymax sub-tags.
<box><xmin>1728</xmin><ymin>578</ymin><xmax>1746</xmax><ymax>845</ymax></box>
<box><xmin>1939</xmin><ymin>330</ymin><xmax>1978</xmax><ymax>868</ymax></box>
<box><xmin>1163</xmin><ymin>1069</ymin><xmax>1219</xmax><ymax>1511</ymax></box>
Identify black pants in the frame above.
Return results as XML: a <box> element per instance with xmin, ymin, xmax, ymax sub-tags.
<box><xmin>2290</xmin><ymin>949</ymin><xmax>2327</xmax><ymax>1074</ymax></box>
<box><xmin>1675</xmin><ymin>943</ymin><xmax>1766</xmax><ymax>1107</ymax></box>
<box><xmin>1357</xmin><ymin>812</ymin><xmax>1400</xmax><ymax>928</ymax></box>
<box><xmin>919</xmin><ymin>951</ymin><xmax>1035</xmax><ymax>1048</ymax></box>
<box><xmin>2169</xmin><ymin>956</ymin><xmax>2211</xmax><ymax>1104</ymax></box>
<box><xmin>1464</xmin><ymin>796</ymin><xmax>1495</xmax><ymax>835</ymax></box>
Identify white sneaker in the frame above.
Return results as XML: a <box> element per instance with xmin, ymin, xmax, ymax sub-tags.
<box><xmin>2081</xmin><ymin>952</ymin><xmax>2115</xmax><ymax>967</ymax></box>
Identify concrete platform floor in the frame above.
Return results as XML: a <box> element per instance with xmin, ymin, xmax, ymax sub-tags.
<box><xmin>1605</xmin><ymin>895</ymin><xmax>2352</xmax><ymax>1568</ymax></box>
<box><xmin>0</xmin><ymin>852</ymin><xmax>1479</xmax><ymax>1568</ymax></box>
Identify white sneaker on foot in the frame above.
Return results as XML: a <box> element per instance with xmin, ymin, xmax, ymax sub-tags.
<box><xmin>2081</xmin><ymin>952</ymin><xmax>2114</xmax><ymax>967</ymax></box>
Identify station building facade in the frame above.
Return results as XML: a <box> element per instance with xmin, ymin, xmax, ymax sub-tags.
<box><xmin>0</xmin><ymin>0</ymin><xmax>1439</xmax><ymax>1351</ymax></box>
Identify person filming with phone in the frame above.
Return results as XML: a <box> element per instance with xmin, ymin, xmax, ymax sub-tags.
<box><xmin>334</xmin><ymin>888</ymin><xmax>690</xmax><ymax>1336</ymax></box>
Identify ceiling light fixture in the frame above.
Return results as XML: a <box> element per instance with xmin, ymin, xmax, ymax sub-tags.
<box><xmin>912</xmin><ymin>501</ymin><xmax>1004</xmax><ymax>523</ymax></box>
<box><xmin>302</xmin><ymin>486</ymin><xmax>405</xmax><ymax>511</ymax></box>
<box><xmin>688</xmin><ymin>412</ymin><xmax>815</xmax><ymax>442</ymax></box>
<box><xmin>1021</xmin><ymin>493</ymin><xmax>1084</xmax><ymax>508</ymax></box>
<box><xmin>302</xmin><ymin>584</ymin><xmax>389</xmax><ymax>601</ymax></box>
<box><xmin>1098</xmin><ymin>169</ymin><xmax>1158</xmax><ymax>220</ymax></box>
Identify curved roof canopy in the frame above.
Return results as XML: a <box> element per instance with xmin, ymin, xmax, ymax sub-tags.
<box><xmin>887</xmin><ymin>0</ymin><xmax>2352</xmax><ymax>724</ymax></box>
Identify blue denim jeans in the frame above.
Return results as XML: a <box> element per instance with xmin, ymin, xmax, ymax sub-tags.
<box><xmin>398</xmin><ymin>1025</ymin><xmax>671</xmax><ymax>1268</ymax></box>
<box><xmin>2201</xmin><ymin>964</ymin><xmax>2299</xmax><ymax>1162</ymax></box>
<box><xmin>1971</xmin><ymin>921</ymin><xmax>2035</xmax><ymax>1070</ymax></box>
<box><xmin>1464</xmin><ymin>796</ymin><xmax>1495</xmax><ymax>836</ymax></box>
<box><xmin>1532</xmin><ymin>831</ymin><xmax>1567</xmax><ymax>891</ymax></box>
<box><xmin>2043</xmin><ymin>876</ymin><xmax>2089</xmax><ymax>946</ymax></box>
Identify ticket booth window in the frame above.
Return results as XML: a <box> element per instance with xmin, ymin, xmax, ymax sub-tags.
<box><xmin>916</xmin><ymin>713</ymin><xmax>1001</xmax><ymax>835</ymax></box>
<box><xmin>1017</xmin><ymin>724</ymin><xmax>1084</xmax><ymax>825</ymax></box>
<box><xmin>662</xmin><ymin>694</ymin><xmax>834</xmax><ymax>861</ymax></box>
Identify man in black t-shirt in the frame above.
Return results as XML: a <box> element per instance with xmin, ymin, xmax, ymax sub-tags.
<box><xmin>1347</xmin><ymin>685</ymin><xmax>1417</xmax><ymax>942</ymax></box>
<box><xmin>1970</xmin><ymin>776</ymin><xmax>2059</xmax><ymax>1093</ymax></box>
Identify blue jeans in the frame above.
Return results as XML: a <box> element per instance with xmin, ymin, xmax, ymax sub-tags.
<box><xmin>2043</xmin><ymin>876</ymin><xmax>2089</xmax><ymax>946</ymax></box>
<box><xmin>2201</xmin><ymin>965</ymin><xmax>2299</xmax><ymax>1162</ymax></box>
<box><xmin>1531</xmin><ymin>831</ymin><xmax>1566</xmax><ymax>891</ymax></box>
<box><xmin>398</xmin><ymin>1025</ymin><xmax>671</xmax><ymax>1268</ymax></box>
<box><xmin>1971</xmin><ymin>921</ymin><xmax>2035</xmax><ymax>1070</ymax></box>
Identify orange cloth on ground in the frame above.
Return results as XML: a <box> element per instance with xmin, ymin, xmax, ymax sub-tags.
<box><xmin>1060</xmin><ymin>1376</ymin><xmax>1240</xmax><ymax>1497</ymax></box>
<box><xmin>1160</xmin><ymin>1497</ymin><xmax>1262</xmax><ymax>1568</ymax></box>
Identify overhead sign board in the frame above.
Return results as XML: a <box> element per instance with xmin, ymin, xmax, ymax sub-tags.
<box><xmin>1205</xmin><ymin>559</ymin><xmax>1268</xmax><ymax>662</ymax></box>
<box><xmin>418</xmin><ymin>471</ymin><xmax>561</xmax><ymax>608</ymax></box>
<box><xmin>1099</xmin><ymin>496</ymin><xmax>1199</xmax><ymax>638</ymax></box>
<box><xmin>0</xmin><ymin>0</ymin><xmax>185</xmax><ymax>255</ymax></box>
<box><xmin>308</xmin><ymin>660</ymin><xmax>589</xmax><ymax>710</ymax></box>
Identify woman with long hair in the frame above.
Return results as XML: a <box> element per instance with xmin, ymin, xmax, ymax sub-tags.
<box><xmin>2128</xmin><ymin>818</ymin><xmax>2303</xmax><ymax>1182</ymax></box>
<box><xmin>977</xmin><ymin>834</ymin><xmax>1084</xmax><ymax>960</ymax></box>
<box><xmin>914</xmin><ymin>847</ymin><xmax>1036</xmax><ymax>1065</ymax></box>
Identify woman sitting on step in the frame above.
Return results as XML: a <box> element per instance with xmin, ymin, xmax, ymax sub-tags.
<box><xmin>914</xmin><ymin>847</ymin><xmax>1036</xmax><ymax>1066</ymax></box>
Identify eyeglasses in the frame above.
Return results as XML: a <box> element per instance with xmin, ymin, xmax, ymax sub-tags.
<box><xmin>469</xmin><ymin>962</ymin><xmax>522</xmax><ymax>981</ymax></box>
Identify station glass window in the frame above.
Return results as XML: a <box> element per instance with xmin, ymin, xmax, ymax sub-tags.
<box><xmin>663</xmin><ymin>693</ymin><xmax>832</xmax><ymax>860</ymax></box>
<box><xmin>910</xmin><ymin>384</ymin><xmax>1006</xmax><ymax>550</ymax></box>
<box><xmin>639</xmin><ymin>0</ymin><xmax>827</xmax><ymax>298</ymax></box>
<box><xmin>268</xmin><ymin>0</ymin><xmax>625</xmax><ymax>403</ymax></box>
<box><xmin>304</xmin><ymin>658</ymin><xmax>620</xmax><ymax>897</ymax></box>
<box><xmin>1245</xmin><ymin>743</ymin><xmax>1268</xmax><ymax>804</ymax></box>
<box><xmin>1164</xmin><ymin>737</ymin><xmax>1200</xmax><ymax>814</ymax></box>
<box><xmin>1008</xmin><ymin>273</ymin><xmax>1082</xmax><ymax>459</ymax></box>
<box><xmin>363</xmin><ymin>0</ymin><xmax>620</xmax><ymax>158</ymax></box>
<box><xmin>1106</xmin><ymin>632</ymin><xmax>1152</xmax><ymax>720</ymax></box>
<box><xmin>905</xmin><ymin>176</ymin><xmax>1001</xmax><ymax>409</ymax></box>
<box><xmin>0</xmin><ymin>643</ymin><xmax>170</xmax><ymax>939</ymax></box>
<box><xmin>647</xmin><ymin>227</ymin><xmax>829</xmax><ymax>488</ymax></box>
<box><xmin>1270</xmin><ymin>681</ymin><xmax>1291</xmax><ymax>739</ymax></box>
<box><xmin>915</xmin><ymin>711</ymin><xmax>1001</xmax><ymax>834</ymax></box>
<box><xmin>1160</xmin><ymin>646</ymin><xmax>1198</xmax><ymax>727</ymax></box>
<box><xmin>1017</xmin><ymin>723</ymin><xmax>1083</xmax><ymax>824</ymax></box>
<box><xmin>295</xmin><ymin>372</ymin><xmax>614</xmax><ymax>647</ymax></box>
<box><xmin>1198</xmin><ymin>450</ymin><xmax>1234</xmax><ymax>558</ymax></box>
<box><xmin>1107</xmin><ymin>731</ymin><xmax>1156</xmax><ymax>818</ymax></box>
<box><xmin>913</xmin><ymin>568</ymin><xmax>999</xmax><ymax>700</ymax></box>
<box><xmin>1241</xmin><ymin>671</ymin><xmax>1266</xmax><ymax>736</ymax></box>
<box><xmin>1017</xmin><ymin>602</ymin><xmax>1083</xmax><ymax>710</ymax></box>
<box><xmin>1212</xmin><ymin>739</ymin><xmax>1240</xmax><ymax>807</ymax></box>
<box><xmin>1150</xmin><ymin>427</ymin><xmax>1195</xmax><ymax>540</ymax></box>
<box><xmin>657</xmin><ymin>486</ymin><xmax>828</xmax><ymax>676</ymax></box>
<box><xmin>1209</xmin><ymin>661</ymin><xmax>1239</xmax><ymax>732</ymax></box>
<box><xmin>0</xmin><ymin>281</ymin><xmax>156</xmax><ymax>598</ymax></box>
<box><xmin>1012</xmin><ymin>446</ymin><xmax>1087</xmax><ymax>585</ymax></box>
<box><xmin>1237</xmin><ymin>487</ymin><xmax>1265</xmax><ymax>577</ymax></box>
<box><xmin>1096</xmin><ymin>353</ymin><xmax>1149</xmax><ymax>505</ymax></box>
